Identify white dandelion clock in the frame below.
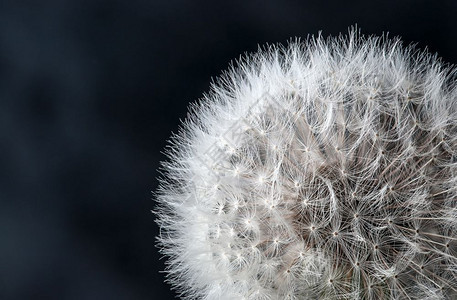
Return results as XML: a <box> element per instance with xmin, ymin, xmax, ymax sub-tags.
<box><xmin>154</xmin><ymin>29</ymin><xmax>457</xmax><ymax>299</ymax></box>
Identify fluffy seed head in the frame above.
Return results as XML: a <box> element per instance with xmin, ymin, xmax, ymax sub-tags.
<box><xmin>154</xmin><ymin>29</ymin><xmax>457</xmax><ymax>299</ymax></box>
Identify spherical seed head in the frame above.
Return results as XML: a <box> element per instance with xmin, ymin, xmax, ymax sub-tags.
<box><xmin>154</xmin><ymin>28</ymin><xmax>457</xmax><ymax>299</ymax></box>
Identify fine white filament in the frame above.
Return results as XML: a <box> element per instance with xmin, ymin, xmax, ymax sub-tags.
<box><xmin>155</xmin><ymin>29</ymin><xmax>457</xmax><ymax>299</ymax></box>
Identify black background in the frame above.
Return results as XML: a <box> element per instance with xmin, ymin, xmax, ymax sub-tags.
<box><xmin>1</xmin><ymin>1</ymin><xmax>457</xmax><ymax>299</ymax></box>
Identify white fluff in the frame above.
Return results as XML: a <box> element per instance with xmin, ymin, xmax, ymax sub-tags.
<box><xmin>154</xmin><ymin>28</ymin><xmax>457</xmax><ymax>299</ymax></box>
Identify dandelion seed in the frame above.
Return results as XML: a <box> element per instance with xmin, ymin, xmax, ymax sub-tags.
<box><xmin>154</xmin><ymin>27</ymin><xmax>457</xmax><ymax>299</ymax></box>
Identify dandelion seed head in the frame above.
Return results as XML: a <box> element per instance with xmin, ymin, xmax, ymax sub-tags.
<box><xmin>155</xmin><ymin>28</ymin><xmax>457</xmax><ymax>299</ymax></box>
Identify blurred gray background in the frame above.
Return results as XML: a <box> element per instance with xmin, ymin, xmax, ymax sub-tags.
<box><xmin>1</xmin><ymin>0</ymin><xmax>456</xmax><ymax>299</ymax></box>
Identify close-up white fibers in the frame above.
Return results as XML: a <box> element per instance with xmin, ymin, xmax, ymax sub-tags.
<box><xmin>154</xmin><ymin>29</ymin><xmax>457</xmax><ymax>299</ymax></box>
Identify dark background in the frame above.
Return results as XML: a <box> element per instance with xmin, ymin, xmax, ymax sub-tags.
<box><xmin>1</xmin><ymin>0</ymin><xmax>456</xmax><ymax>299</ymax></box>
